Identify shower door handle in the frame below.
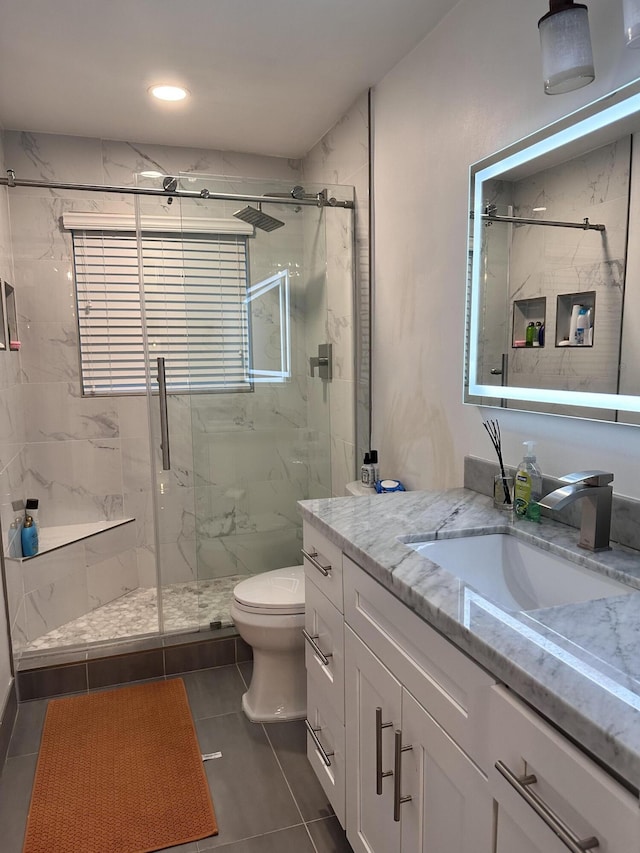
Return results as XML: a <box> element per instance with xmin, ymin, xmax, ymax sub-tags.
<box><xmin>157</xmin><ymin>357</ymin><xmax>171</xmax><ymax>471</ymax></box>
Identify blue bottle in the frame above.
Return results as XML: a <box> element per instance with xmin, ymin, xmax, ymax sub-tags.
<box><xmin>21</xmin><ymin>514</ymin><xmax>38</xmax><ymax>557</ymax></box>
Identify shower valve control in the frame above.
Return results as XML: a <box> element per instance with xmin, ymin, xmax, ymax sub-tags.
<box><xmin>310</xmin><ymin>343</ymin><xmax>332</xmax><ymax>381</ymax></box>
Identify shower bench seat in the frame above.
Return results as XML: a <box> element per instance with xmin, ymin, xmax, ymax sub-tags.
<box><xmin>5</xmin><ymin>517</ymin><xmax>138</xmax><ymax>650</ymax></box>
<box><xmin>8</xmin><ymin>517</ymin><xmax>136</xmax><ymax>561</ymax></box>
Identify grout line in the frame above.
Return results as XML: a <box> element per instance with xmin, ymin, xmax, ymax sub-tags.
<box><xmin>196</xmin><ymin>822</ymin><xmax>308</xmax><ymax>851</ymax></box>
<box><xmin>235</xmin><ymin>661</ymin><xmax>250</xmax><ymax>689</ymax></box>
<box><xmin>261</xmin><ymin>722</ymin><xmax>308</xmax><ymax>828</ymax></box>
<box><xmin>303</xmin><ymin>820</ymin><xmax>322</xmax><ymax>853</ymax></box>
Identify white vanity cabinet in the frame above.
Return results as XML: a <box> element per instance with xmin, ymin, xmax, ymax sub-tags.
<box><xmin>302</xmin><ymin>521</ymin><xmax>346</xmax><ymax>826</ymax></box>
<box><xmin>301</xmin><ymin>518</ymin><xmax>640</xmax><ymax>853</ymax></box>
<box><xmin>489</xmin><ymin>686</ymin><xmax>640</xmax><ymax>853</ymax></box>
<box><xmin>345</xmin><ymin>626</ymin><xmax>494</xmax><ymax>853</ymax></box>
<box><xmin>343</xmin><ymin>555</ymin><xmax>495</xmax><ymax>853</ymax></box>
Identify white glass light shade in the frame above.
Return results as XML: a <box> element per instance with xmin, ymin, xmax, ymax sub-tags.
<box><xmin>623</xmin><ymin>0</ymin><xmax>640</xmax><ymax>47</ymax></box>
<box><xmin>538</xmin><ymin>3</ymin><xmax>595</xmax><ymax>95</ymax></box>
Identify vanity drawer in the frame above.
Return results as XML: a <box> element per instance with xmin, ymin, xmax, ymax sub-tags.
<box><xmin>304</xmin><ymin>574</ymin><xmax>345</xmax><ymax>722</ymax></box>
<box><xmin>489</xmin><ymin>685</ymin><xmax>640</xmax><ymax>853</ymax></box>
<box><xmin>306</xmin><ymin>673</ymin><xmax>346</xmax><ymax>828</ymax></box>
<box><xmin>302</xmin><ymin>520</ymin><xmax>344</xmax><ymax>612</ymax></box>
<box><xmin>343</xmin><ymin>555</ymin><xmax>495</xmax><ymax>770</ymax></box>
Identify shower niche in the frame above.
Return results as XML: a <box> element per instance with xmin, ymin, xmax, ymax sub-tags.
<box><xmin>512</xmin><ymin>297</ymin><xmax>546</xmax><ymax>348</ymax></box>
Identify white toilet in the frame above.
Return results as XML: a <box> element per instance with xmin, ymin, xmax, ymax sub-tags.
<box><xmin>230</xmin><ymin>566</ymin><xmax>306</xmax><ymax>723</ymax></box>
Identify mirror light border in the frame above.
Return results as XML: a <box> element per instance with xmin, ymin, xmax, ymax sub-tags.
<box><xmin>467</xmin><ymin>78</ymin><xmax>640</xmax><ymax>414</ymax></box>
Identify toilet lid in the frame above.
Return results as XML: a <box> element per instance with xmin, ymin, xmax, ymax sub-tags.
<box><xmin>233</xmin><ymin>566</ymin><xmax>305</xmax><ymax>614</ymax></box>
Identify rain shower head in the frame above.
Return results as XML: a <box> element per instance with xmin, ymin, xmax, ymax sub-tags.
<box><xmin>233</xmin><ymin>205</ymin><xmax>285</xmax><ymax>232</ymax></box>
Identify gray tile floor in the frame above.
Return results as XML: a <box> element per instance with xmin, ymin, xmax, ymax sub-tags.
<box><xmin>0</xmin><ymin>662</ymin><xmax>354</xmax><ymax>853</ymax></box>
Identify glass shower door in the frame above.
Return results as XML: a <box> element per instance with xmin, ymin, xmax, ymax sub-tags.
<box><xmin>137</xmin><ymin>174</ymin><xmax>335</xmax><ymax>636</ymax></box>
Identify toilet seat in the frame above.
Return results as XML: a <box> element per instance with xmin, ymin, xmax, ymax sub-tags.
<box><xmin>233</xmin><ymin>566</ymin><xmax>305</xmax><ymax>616</ymax></box>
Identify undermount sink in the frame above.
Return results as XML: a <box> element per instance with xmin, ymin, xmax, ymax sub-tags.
<box><xmin>407</xmin><ymin>533</ymin><xmax>633</xmax><ymax>612</ymax></box>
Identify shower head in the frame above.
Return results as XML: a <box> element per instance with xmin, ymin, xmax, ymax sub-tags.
<box><xmin>233</xmin><ymin>205</ymin><xmax>285</xmax><ymax>232</ymax></box>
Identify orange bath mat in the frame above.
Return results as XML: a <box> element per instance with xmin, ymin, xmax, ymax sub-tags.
<box><xmin>23</xmin><ymin>678</ymin><xmax>217</xmax><ymax>853</ymax></box>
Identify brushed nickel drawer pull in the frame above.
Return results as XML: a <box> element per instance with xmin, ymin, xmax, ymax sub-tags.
<box><xmin>375</xmin><ymin>707</ymin><xmax>393</xmax><ymax>795</ymax></box>
<box><xmin>305</xmin><ymin>719</ymin><xmax>334</xmax><ymax>767</ymax></box>
<box><xmin>393</xmin><ymin>730</ymin><xmax>412</xmax><ymax>821</ymax></box>
<box><xmin>301</xmin><ymin>547</ymin><xmax>332</xmax><ymax>577</ymax></box>
<box><xmin>495</xmin><ymin>761</ymin><xmax>599</xmax><ymax>852</ymax></box>
<box><xmin>303</xmin><ymin>629</ymin><xmax>332</xmax><ymax>666</ymax></box>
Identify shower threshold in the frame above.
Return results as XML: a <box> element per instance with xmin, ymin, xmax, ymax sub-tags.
<box><xmin>19</xmin><ymin>575</ymin><xmax>247</xmax><ymax>658</ymax></box>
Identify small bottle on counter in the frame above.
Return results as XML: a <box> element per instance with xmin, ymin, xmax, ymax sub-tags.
<box><xmin>21</xmin><ymin>514</ymin><xmax>38</xmax><ymax>557</ymax></box>
<box><xmin>361</xmin><ymin>452</ymin><xmax>372</xmax><ymax>486</ymax></box>
<box><xmin>369</xmin><ymin>450</ymin><xmax>379</xmax><ymax>485</ymax></box>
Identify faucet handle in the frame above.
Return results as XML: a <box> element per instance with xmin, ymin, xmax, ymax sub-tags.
<box><xmin>559</xmin><ymin>470</ymin><xmax>614</xmax><ymax>487</ymax></box>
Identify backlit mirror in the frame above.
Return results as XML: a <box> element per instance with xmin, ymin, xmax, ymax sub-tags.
<box><xmin>465</xmin><ymin>78</ymin><xmax>640</xmax><ymax>424</ymax></box>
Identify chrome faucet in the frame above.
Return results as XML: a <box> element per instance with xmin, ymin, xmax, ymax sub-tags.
<box><xmin>537</xmin><ymin>471</ymin><xmax>613</xmax><ymax>552</ymax></box>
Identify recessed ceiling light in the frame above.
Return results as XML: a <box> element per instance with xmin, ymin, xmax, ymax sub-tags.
<box><xmin>149</xmin><ymin>85</ymin><xmax>189</xmax><ymax>102</ymax></box>
<box><xmin>140</xmin><ymin>170</ymin><xmax>164</xmax><ymax>178</ymax></box>
<box><xmin>532</xmin><ymin>206</ymin><xmax>547</xmax><ymax>212</ymax></box>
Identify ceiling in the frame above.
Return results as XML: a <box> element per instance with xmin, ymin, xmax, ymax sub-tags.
<box><xmin>0</xmin><ymin>0</ymin><xmax>460</xmax><ymax>159</ymax></box>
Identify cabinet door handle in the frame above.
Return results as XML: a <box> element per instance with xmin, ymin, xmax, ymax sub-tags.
<box><xmin>302</xmin><ymin>629</ymin><xmax>333</xmax><ymax>666</ymax></box>
<box><xmin>495</xmin><ymin>761</ymin><xmax>599</xmax><ymax>852</ymax></box>
<box><xmin>393</xmin><ymin>730</ymin><xmax>413</xmax><ymax>821</ymax></box>
<box><xmin>301</xmin><ymin>548</ymin><xmax>332</xmax><ymax>577</ymax></box>
<box><xmin>305</xmin><ymin>719</ymin><xmax>334</xmax><ymax>767</ymax></box>
<box><xmin>375</xmin><ymin>707</ymin><xmax>393</xmax><ymax>795</ymax></box>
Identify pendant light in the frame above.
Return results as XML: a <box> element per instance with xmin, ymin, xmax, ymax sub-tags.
<box><xmin>538</xmin><ymin>1</ymin><xmax>595</xmax><ymax>94</ymax></box>
<box><xmin>623</xmin><ymin>0</ymin><xmax>640</xmax><ymax>46</ymax></box>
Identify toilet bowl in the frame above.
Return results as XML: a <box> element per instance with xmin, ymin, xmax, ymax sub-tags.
<box><xmin>230</xmin><ymin>566</ymin><xmax>306</xmax><ymax>723</ymax></box>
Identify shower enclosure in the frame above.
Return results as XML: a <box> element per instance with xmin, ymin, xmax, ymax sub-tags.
<box><xmin>3</xmin><ymin>170</ymin><xmax>356</xmax><ymax>663</ymax></box>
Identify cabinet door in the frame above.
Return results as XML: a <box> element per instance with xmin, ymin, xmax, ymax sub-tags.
<box><xmin>495</xmin><ymin>806</ymin><xmax>565</xmax><ymax>853</ymax></box>
<box><xmin>489</xmin><ymin>686</ymin><xmax>640</xmax><ymax>853</ymax></box>
<box><xmin>346</xmin><ymin>626</ymin><xmax>402</xmax><ymax>853</ymax></box>
<box><xmin>400</xmin><ymin>691</ymin><xmax>494</xmax><ymax>853</ymax></box>
<box><xmin>305</xmin><ymin>575</ymin><xmax>345</xmax><ymax>722</ymax></box>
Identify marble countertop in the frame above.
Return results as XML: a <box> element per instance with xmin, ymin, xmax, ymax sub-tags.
<box><xmin>299</xmin><ymin>488</ymin><xmax>640</xmax><ymax>791</ymax></box>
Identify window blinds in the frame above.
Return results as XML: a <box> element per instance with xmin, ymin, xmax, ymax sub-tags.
<box><xmin>72</xmin><ymin>230</ymin><xmax>251</xmax><ymax>395</ymax></box>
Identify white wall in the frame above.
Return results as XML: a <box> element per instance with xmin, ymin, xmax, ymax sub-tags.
<box><xmin>372</xmin><ymin>0</ymin><xmax>640</xmax><ymax>497</ymax></box>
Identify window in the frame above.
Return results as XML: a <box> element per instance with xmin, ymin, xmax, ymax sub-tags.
<box><xmin>71</xmin><ymin>226</ymin><xmax>251</xmax><ymax>395</ymax></box>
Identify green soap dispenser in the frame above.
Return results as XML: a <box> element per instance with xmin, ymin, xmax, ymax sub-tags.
<box><xmin>514</xmin><ymin>441</ymin><xmax>542</xmax><ymax>520</ymax></box>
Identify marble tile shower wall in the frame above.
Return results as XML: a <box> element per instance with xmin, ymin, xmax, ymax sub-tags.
<box><xmin>303</xmin><ymin>92</ymin><xmax>369</xmax><ymax>486</ymax></box>
<box><xmin>2</xmin><ymin>130</ymin><xmax>310</xmax><ymax>596</ymax></box>
<box><xmin>0</xmin><ymin>133</ymin><xmax>27</xmax><ymax>653</ymax></box>
<box><xmin>481</xmin><ymin>139</ymin><xmax>629</xmax><ymax>420</ymax></box>
<box><xmin>1</xmin><ymin>128</ymin><xmax>358</xmax><ymax>616</ymax></box>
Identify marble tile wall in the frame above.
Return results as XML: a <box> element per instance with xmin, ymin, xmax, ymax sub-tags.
<box><xmin>8</xmin><ymin>521</ymin><xmax>138</xmax><ymax>651</ymax></box>
<box><xmin>509</xmin><ymin>139</ymin><xmax>629</xmax><ymax>396</ymax></box>
<box><xmin>303</xmin><ymin>91</ymin><xmax>369</xmax><ymax>492</ymax></box>
<box><xmin>1</xmin><ymin>128</ymin><xmax>359</xmax><ymax>628</ymax></box>
<box><xmin>0</xmin><ymin>132</ymin><xmax>21</xmax><ymax>704</ymax></box>
<box><xmin>479</xmin><ymin>140</ymin><xmax>629</xmax><ymax>406</ymax></box>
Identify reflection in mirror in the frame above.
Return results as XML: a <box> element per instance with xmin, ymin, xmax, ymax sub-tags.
<box><xmin>246</xmin><ymin>269</ymin><xmax>291</xmax><ymax>382</ymax></box>
<box><xmin>4</xmin><ymin>282</ymin><xmax>17</xmax><ymax>351</ymax></box>
<box><xmin>0</xmin><ymin>282</ymin><xmax>7</xmax><ymax>352</ymax></box>
<box><xmin>465</xmin><ymin>79</ymin><xmax>640</xmax><ymax>424</ymax></box>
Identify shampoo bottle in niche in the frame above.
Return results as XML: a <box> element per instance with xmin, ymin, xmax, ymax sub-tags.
<box><xmin>21</xmin><ymin>514</ymin><xmax>38</xmax><ymax>557</ymax></box>
<box><xmin>26</xmin><ymin>498</ymin><xmax>39</xmax><ymax>534</ymax></box>
<box><xmin>8</xmin><ymin>516</ymin><xmax>23</xmax><ymax>558</ymax></box>
<box><xmin>514</xmin><ymin>441</ymin><xmax>542</xmax><ymax>521</ymax></box>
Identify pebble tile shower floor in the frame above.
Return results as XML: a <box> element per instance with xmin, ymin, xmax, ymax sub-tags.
<box><xmin>0</xmin><ymin>662</ymin><xmax>354</xmax><ymax>853</ymax></box>
<box><xmin>23</xmin><ymin>576</ymin><xmax>246</xmax><ymax>652</ymax></box>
